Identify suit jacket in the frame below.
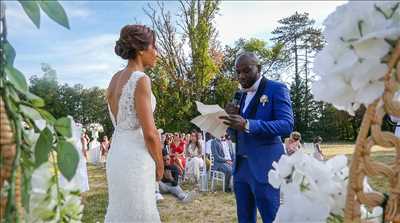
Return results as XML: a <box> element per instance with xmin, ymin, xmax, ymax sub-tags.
<box><xmin>210</xmin><ymin>139</ymin><xmax>233</xmax><ymax>169</ymax></box>
<box><xmin>231</xmin><ymin>77</ymin><xmax>294</xmax><ymax>184</ymax></box>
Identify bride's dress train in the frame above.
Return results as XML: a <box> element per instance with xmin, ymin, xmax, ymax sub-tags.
<box><xmin>105</xmin><ymin>71</ymin><xmax>160</xmax><ymax>223</ymax></box>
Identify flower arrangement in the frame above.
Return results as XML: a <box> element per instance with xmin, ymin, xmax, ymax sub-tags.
<box><xmin>88</xmin><ymin>123</ymin><xmax>104</xmax><ymax>140</ymax></box>
<box><xmin>312</xmin><ymin>1</ymin><xmax>400</xmax><ymax>115</ymax></box>
<box><xmin>268</xmin><ymin>151</ymin><xmax>349</xmax><ymax>222</ymax></box>
<box><xmin>88</xmin><ymin>123</ymin><xmax>104</xmax><ymax>133</ymax></box>
<box><xmin>268</xmin><ymin>151</ymin><xmax>383</xmax><ymax>222</ymax></box>
<box><xmin>28</xmin><ymin>163</ymin><xmax>83</xmax><ymax>223</ymax></box>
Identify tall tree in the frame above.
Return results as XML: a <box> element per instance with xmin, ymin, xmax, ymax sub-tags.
<box><xmin>221</xmin><ymin>38</ymin><xmax>285</xmax><ymax>80</ymax></box>
<box><xmin>29</xmin><ymin>63</ymin><xmax>61</xmax><ymax>117</ymax></box>
<box><xmin>271</xmin><ymin>12</ymin><xmax>323</xmax><ymax>139</ymax></box>
<box><xmin>145</xmin><ymin>1</ymin><xmax>222</xmax><ymax>132</ymax></box>
<box><xmin>29</xmin><ymin>66</ymin><xmax>112</xmax><ymax>137</ymax></box>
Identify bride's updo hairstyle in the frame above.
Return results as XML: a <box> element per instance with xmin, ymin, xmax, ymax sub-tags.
<box><xmin>114</xmin><ymin>24</ymin><xmax>156</xmax><ymax>60</ymax></box>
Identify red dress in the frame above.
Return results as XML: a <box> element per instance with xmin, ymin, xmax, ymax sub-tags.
<box><xmin>170</xmin><ymin>141</ymin><xmax>186</xmax><ymax>168</ymax></box>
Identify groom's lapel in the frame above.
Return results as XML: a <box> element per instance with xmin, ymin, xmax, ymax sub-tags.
<box><xmin>245</xmin><ymin>77</ymin><xmax>267</xmax><ymax>119</ymax></box>
<box><xmin>239</xmin><ymin>92</ymin><xmax>247</xmax><ymax>116</ymax></box>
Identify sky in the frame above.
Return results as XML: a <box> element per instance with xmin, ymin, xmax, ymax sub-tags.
<box><xmin>7</xmin><ymin>0</ymin><xmax>346</xmax><ymax>88</ymax></box>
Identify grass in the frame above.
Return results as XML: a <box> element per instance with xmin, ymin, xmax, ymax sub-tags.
<box><xmin>81</xmin><ymin>144</ymin><xmax>396</xmax><ymax>223</ymax></box>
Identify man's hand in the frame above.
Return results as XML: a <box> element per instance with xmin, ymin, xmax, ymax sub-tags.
<box><xmin>226</xmin><ymin>160</ymin><xmax>233</xmax><ymax>165</ymax></box>
<box><xmin>224</xmin><ymin>103</ymin><xmax>240</xmax><ymax>115</ymax></box>
<box><xmin>219</xmin><ymin>115</ymin><xmax>247</xmax><ymax>131</ymax></box>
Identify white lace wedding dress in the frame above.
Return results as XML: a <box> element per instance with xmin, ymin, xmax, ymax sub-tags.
<box><xmin>105</xmin><ymin>71</ymin><xmax>160</xmax><ymax>223</ymax></box>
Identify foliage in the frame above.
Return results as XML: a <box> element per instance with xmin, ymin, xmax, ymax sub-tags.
<box><xmin>271</xmin><ymin>12</ymin><xmax>325</xmax><ymax>140</ymax></box>
<box><xmin>145</xmin><ymin>1</ymin><xmax>230</xmax><ymax>132</ymax></box>
<box><xmin>29</xmin><ymin>67</ymin><xmax>113</xmax><ymax>139</ymax></box>
<box><xmin>221</xmin><ymin>38</ymin><xmax>286</xmax><ymax>80</ymax></box>
<box><xmin>0</xmin><ymin>1</ymin><xmax>80</xmax><ymax>222</ymax></box>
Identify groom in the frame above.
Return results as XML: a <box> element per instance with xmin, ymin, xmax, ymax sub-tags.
<box><xmin>220</xmin><ymin>52</ymin><xmax>293</xmax><ymax>223</ymax></box>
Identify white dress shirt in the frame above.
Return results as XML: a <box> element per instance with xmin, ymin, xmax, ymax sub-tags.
<box><xmin>204</xmin><ymin>139</ymin><xmax>212</xmax><ymax>155</ymax></box>
<box><xmin>221</xmin><ymin>141</ymin><xmax>232</xmax><ymax>161</ymax></box>
<box><xmin>242</xmin><ymin>76</ymin><xmax>262</xmax><ymax>113</ymax></box>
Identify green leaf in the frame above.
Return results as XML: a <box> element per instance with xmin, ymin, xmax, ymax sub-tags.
<box><xmin>3</xmin><ymin>40</ymin><xmax>16</xmax><ymax>66</ymax></box>
<box><xmin>57</xmin><ymin>141</ymin><xmax>79</xmax><ymax>181</ymax></box>
<box><xmin>54</xmin><ymin>117</ymin><xmax>72</xmax><ymax>138</ymax></box>
<box><xmin>20</xmin><ymin>104</ymin><xmax>42</xmax><ymax>120</ymax></box>
<box><xmin>5</xmin><ymin>66</ymin><xmax>28</xmax><ymax>93</ymax></box>
<box><xmin>27</xmin><ymin>92</ymin><xmax>45</xmax><ymax>108</ymax></box>
<box><xmin>8</xmin><ymin>85</ymin><xmax>20</xmax><ymax>103</ymax></box>
<box><xmin>17</xmin><ymin>0</ymin><xmax>41</xmax><ymax>28</ymax></box>
<box><xmin>37</xmin><ymin>108</ymin><xmax>56</xmax><ymax>124</ymax></box>
<box><xmin>38</xmin><ymin>0</ymin><xmax>70</xmax><ymax>29</ymax></box>
<box><xmin>34</xmin><ymin>127</ymin><xmax>54</xmax><ymax>167</ymax></box>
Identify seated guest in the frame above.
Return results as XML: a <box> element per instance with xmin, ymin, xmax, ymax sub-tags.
<box><xmin>159</xmin><ymin>155</ymin><xmax>195</xmax><ymax>203</ymax></box>
<box><xmin>184</xmin><ymin>133</ymin><xmax>191</xmax><ymax>145</ymax></box>
<box><xmin>313</xmin><ymin>136</ymin><xmax>325</xmax><ymax>161</ymax></box>
<box><xmin>203</xmin><ymin>133</ymin><xmax>213</xmax><ymax>171</ymax></box>
<box><xmin>284</xmin><ymin>131</ymin><xmax>302</xmax><ymax>155</ymax></box>
<box><xmin>170</xmin><ymin>133</ymin><xmax>186</xmax><ymax>175</ymax></box>
<box><xmin>211</xmin><ymin>137</ymin><xmax>233</xmax><ymax>192</ymax></box>
<box><xmin>185</xmin><ymin>132</ymin><xmax>204</xmax><ymax>183</ymax></box>
<box><xmin>221</xmin><ymin>135</ymin><xmax>235</xmax><ymax>163</ymax></box>
<box><xmin>162</xmin><ymin>134</ymin><xmax>172</xmax><ymax>157</ymax></box>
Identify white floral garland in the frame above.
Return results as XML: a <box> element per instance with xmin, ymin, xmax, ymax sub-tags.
<box><xmin>312</xmin><ymin>1</ymin><xmax>400</xmax><ymax>115</ymax></box>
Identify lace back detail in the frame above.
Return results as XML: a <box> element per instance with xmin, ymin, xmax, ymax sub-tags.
<box><xmin>115</xmin><ymin>71</ymin><xmax>146</xmax><ymax>131</ymax></box>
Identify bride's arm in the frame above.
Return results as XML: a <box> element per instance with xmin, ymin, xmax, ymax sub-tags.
<box><xmin>135</xmin><ymin>76</ymin><xmax>164</xmax><ymax>181</ymax></box>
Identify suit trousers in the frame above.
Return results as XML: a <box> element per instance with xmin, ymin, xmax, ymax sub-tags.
<box><xmin>233</xmin><ymin>157</ymin><xmax>280</xmax><ymax>223</ymax></box>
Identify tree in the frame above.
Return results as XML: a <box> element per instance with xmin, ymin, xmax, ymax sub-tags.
<box><xmin>145</xmin><ymin>1</ymin><xmax>223</xmax><ymax>132</ymax></box>
<box><xmin>29</xmin><ymin>67</ymin><xmax>113</xmax><ymax>138</ymax></box>
<box><xmin>0</xmin><ymin>1</ymin><xmax>82</xmax><ymax>222</ymax></box>
<box><xmin>222</xmin><ymin>38</ymin><xmax>285</xmax><ymax>80</ymax></box>
<box><xmin>271</xmin><ymin>12</ymin><xmax>324</xmax><ymax>139</ymax></box>
<box><xmin>29</xmin><ymin>63</ymin><xmax>60</xmax><ymax>116</ymax></box>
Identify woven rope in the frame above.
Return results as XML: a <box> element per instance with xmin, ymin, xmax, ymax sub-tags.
<box><xmin>344</xmin><ymin>40</ymin><xmax>400</xmax><ymax>223</ymax></box>
<box><xmin>0</xmin><ymin>96</ymin><xmax>19</xmax><ymax>221</ymax></box>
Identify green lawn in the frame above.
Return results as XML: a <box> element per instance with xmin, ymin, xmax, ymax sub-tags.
<box><xmin>81</xmin><ymin>147</ymin><xmax>395</xmax><ymax>223</ymax></box>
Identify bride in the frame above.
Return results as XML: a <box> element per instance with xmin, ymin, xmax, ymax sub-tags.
<box><xmin>105</xmin><ymin>24</ymin><xmax>164</xmax><ymax>222</ymax></box>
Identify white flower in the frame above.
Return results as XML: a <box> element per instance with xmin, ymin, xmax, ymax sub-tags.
<box><xmin>29</xmin><ymin>162</ymin><xmax>83</xmax><ymax>223</ymax></box>
<box><xmin>352</xmin><ymin>38</ymin><xmax>391</xmax><ymax>61</ymax></box>
<box><xmin>355</xmin><ymin>80</ymin><xmax>385</xmax><ymax>105</ymax></box>
<box><xmin>313</xmin><ymin>1</ymin><xmax>399</xmax><ymax>115</ymax></box>
<box><xmin>276</xmin><ymin>155</ymin><xmax>294</xmax><ymax>178</ymax></box>
<box><xmin>31</xmin><ymin>163</ymin><xmax>52</xmax><ymax>193</ymax></box>
<box><xmin>326</xmin><ymin>155</ymin><xmax>348</xmax><ymax>172</ymax></box>
<box><xmin>268</xmin><ymin>169</ymin><xmax>282</xmax><ymax>189</ymax></box>
<box><xmin>34</xmin><ymin>119</ymin><xmax>47</xmax><ymax>131</ymax></box>
<box><xmin>269</xmin><ymin>150</ymin><xmax>351</xmax><ymax>222</ymax></box>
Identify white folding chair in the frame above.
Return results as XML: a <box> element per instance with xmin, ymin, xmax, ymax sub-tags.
<box><xmin>210</xmin><ymin>155</ymin><xmax>226</xmax><ymax>192</ymax></box>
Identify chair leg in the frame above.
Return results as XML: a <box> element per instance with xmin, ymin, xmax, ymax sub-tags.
<box><xmin>222</xmin><ymin>176</ymin><xmax>225</xmax><ymax>192</ymax></box>
<box><xmin>211</xmin><ymin>175</ymin><xmax>214</xmax><ymax>192</ymax></box>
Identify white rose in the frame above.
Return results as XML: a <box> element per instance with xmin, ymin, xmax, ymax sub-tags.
<box><xmin>355</xmin><ymin>80</ymin><xmax>385</xmax><ymax>105</ymax></box>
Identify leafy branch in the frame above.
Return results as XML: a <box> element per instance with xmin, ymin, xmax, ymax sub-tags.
<box><xmin>0</xmin><ymin>1</ymin><xmax>80</xmax><ymax>222</ymax></box>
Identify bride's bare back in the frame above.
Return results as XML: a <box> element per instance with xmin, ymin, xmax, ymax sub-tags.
<box><xmin>107</xmin><ymin>70</ymin><xmax>133</xmax><ymax>120</ymax></box>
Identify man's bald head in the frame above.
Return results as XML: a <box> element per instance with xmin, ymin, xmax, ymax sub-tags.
<box><xmin>235</xmin><ymin>52</ymin><xmax>262</xmax><ymax>89</ymax></box>
<box><xmin>235</xmin><ymin>52</ymin><xmax>260</xmax><ymax>68</ymax></box>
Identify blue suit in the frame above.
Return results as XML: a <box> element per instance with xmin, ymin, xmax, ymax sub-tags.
<box><xmin>210</xmin><ymin>139</ymin><xmax>233</xmax><ymax>190</ymax></box>
<box><xmin>231</xmin><ymin>77</ymin><xmax>294</xmax><ymax>223</ymax></box>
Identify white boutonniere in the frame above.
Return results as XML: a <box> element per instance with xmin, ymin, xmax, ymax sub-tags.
<box><xmin>260</xmin><ymin>95</ymin><xmax>268</xmax><ymax>106</ymax></box>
